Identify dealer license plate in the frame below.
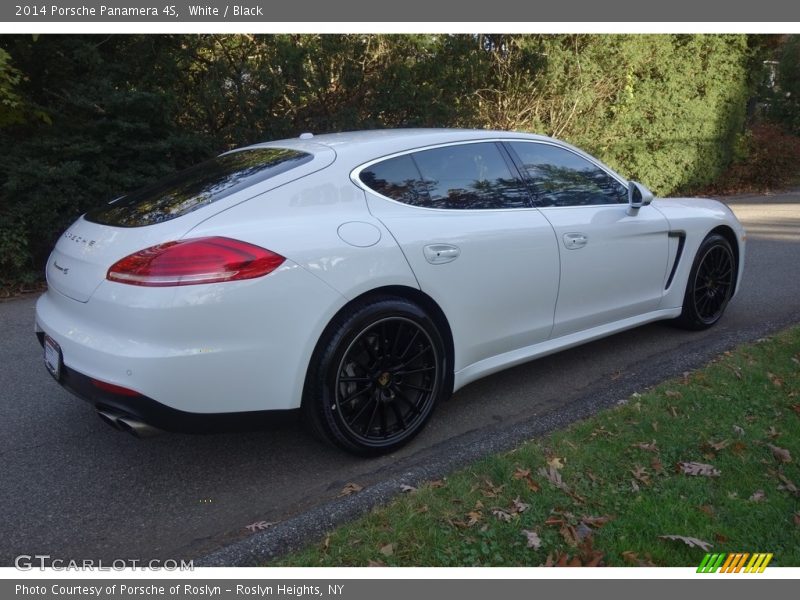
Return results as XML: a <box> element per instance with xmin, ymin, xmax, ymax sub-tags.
<box><xmin>44</xmin><ymin>335</ymin><xmax>62</xmax><ymax>381</ymax></box>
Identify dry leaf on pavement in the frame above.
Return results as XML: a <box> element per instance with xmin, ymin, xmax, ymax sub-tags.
<box><xmin>339</xmin><ymin>482</ymin><xmax>363</xmax><ymax>496</ymax></box>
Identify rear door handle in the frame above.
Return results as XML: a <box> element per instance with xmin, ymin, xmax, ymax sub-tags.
<box><xmin>563</xmin><ymin>233</ymin><xmax>588</xmax><ymax>250</ymax></box>
<box><xmin>423</xmin><ymin>244</ymin><xmax>461</xmax><ymax>264</ymax></box>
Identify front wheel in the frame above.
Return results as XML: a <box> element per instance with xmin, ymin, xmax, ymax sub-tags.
<box><xmin>303</xmin><ymin>297</ymin><xmax>448</xmax><ymax>456</ymax></box>
<box><xmin>672</xmin><ymin>233</ymin><xmax>736</xmax><ymax>330</ymax></box>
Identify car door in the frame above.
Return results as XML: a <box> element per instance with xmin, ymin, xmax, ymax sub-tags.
<box><xmin>356</xmin><ymin>141</ymin><xmax>560</xmax><ymax>372</ymax></box>
<box><xmin>506</xmin><ymin>140</ymin><xmax>670</xmax><ymax>338</ymax></box>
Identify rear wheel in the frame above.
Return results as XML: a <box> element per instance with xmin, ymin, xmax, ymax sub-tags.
<box><xmin>303</xmin><ymin>297</ymin><xmax>447</xmax><ymax>455</ymax></box>
<box><xmin>673</xmin><ymin>233</ymin><xmax>736</xmax><ymax>330</ymax></box>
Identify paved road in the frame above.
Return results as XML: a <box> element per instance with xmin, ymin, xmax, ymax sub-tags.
<box><xmin>1</xmin><ymin>192</ymin><xmax>799</xmax><ymax>565</ymax></box>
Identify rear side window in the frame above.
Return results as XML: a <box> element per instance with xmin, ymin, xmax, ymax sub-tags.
<box><xmin>86</xmin><ymin>148</ymin><xmax>313</xmax><ymax>227</ymax></box>
<box><xmin>359</xmin><ymin>142</ymin><xmax>530</xmax><ymax>210</ymax></box>
<box><xmin>508</xmin><ymin>142</ymin><xmax>627</xmax><ymax>207</ymax></box>
<box><xmin>358</xmin><ymin>154</ymin><xmax>430</xmax><ymax>207</ymax></box>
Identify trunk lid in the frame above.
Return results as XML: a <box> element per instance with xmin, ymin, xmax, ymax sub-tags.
<box><xmin>46</xmin><ymin>141</ymin><xmax>335</xmax><ymax>302</ymax></box>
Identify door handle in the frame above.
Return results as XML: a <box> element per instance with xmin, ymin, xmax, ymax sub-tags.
<box><xmin>563</xmin><ymin>233</ymin><xmax>588</xmax><ymax>250</ymax></box>
<box><xmin>423</xmin><ymin>244</ymin><xmax>461</xmax><ymax>264</ymax></box>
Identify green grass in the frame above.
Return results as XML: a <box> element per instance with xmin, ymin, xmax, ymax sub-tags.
<box><xmin>276</xmin><ymin>327</ymin><xmax>800</xmax><ymax>567</ymax></box>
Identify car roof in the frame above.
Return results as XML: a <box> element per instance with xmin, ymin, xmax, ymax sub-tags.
<box><xmin>246</xmin><ymin>128</ymin><xmax>555</xmax><ymax>167</ymax></box>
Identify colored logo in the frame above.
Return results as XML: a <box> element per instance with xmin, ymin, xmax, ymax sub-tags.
<box><xmin>697</xmin><ymin>553</ymin><xmax>773</xmax><ymax>573</ymax></box>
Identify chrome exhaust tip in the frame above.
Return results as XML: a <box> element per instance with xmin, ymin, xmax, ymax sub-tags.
<box><xmin>115</xmin><ymin>416</ymin><xmax>162</xmax><ymax>438</ymax></box>
<box><xmin>96</xmin><ymin>409</ymin><xmax>162</xmax><ymax>438</ymax></box>
<box><xmin>96</xmin><ymin>408</ymin><xmax>126</xmax><ymax>431</ymax></box>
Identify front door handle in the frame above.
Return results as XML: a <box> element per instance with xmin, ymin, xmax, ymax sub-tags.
<box><xmin>423</xmin><ymin>244</ymin><xmax>461</xmax><ymax>264</ymax></box>
<box><xmin>563</xmin><ymin>232</ymin><xmax>588</xmax><ymax>250</ymax></box>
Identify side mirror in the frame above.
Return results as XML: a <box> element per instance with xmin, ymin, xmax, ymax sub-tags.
<box><xmin>627</xmin><ymin>181</ymin><xmax>654</xmax><ymax>216</ymax></box>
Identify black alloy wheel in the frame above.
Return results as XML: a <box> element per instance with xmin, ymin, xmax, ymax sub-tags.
<box><xmin>304</xmin><ymin>297</ymin><xmax>447</xmax><ymax>455</ymax></box>
<box><xmin>674</xmin><ymin>233</ymin><xmax>736</xmax><ymax>330</ymax></box>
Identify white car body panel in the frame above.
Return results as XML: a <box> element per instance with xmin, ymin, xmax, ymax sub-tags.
<box><xmin>34</xmin><ymin>129</ymin><xmax>746</xmax><ymax>424</ymax></box>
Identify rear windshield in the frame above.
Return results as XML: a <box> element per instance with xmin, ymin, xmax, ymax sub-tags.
<box><xmin>86</xmin><ymin>148</ymin><xmax>313</xmax><ymax>227</ymax></box>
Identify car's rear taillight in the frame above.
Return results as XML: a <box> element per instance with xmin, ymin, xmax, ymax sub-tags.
<box><xmin>107</xmin><ymin>237</ymin><xmax>285</xmax><ymax>287</ymax></box>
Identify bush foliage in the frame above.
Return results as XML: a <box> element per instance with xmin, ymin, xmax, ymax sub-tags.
<box><xmin>0</xmin><ymin>34</ymin><xmax>761</xmax><ymax>286</ymax></box>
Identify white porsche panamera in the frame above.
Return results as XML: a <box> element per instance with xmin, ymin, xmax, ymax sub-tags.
<box><xmin>35</xmin><ymin>129</ymin><xmax>745</xmax><ymax>454</ymax></box>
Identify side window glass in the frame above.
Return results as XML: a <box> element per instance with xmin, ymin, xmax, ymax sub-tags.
<box><xmin>508</xmin><ymin>142</ymin><xmax>628</xmax><ymax>207</ymax></box>
<box><xmin>411</xmin><ymin>143</ymin><xmax>530</xmax><ymax>209</ymax></box>
<box><xmin>359</xmin><ymin>154</ymin><xmax>431</xmax><ymax>207</ymax></box>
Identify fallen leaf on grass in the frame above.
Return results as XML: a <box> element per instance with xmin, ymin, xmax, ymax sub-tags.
<box><xmin>466</xmin><ymin>511</ymin><xmax>483</xmax><ymax>527</ymax></box>
<box><xmin>511</xmin><ymin>497</ymin><xmax>530</xmax><ymax>514</ymax></box>
<box><xmin>659</xmin><ymin>535</ymin><xmax>713</xmax><ymax>552</ymax></box>
<box><xmin>492</xmin><ymin>509</ymin><xmax>513</xmax><ymax>522</ymax></box>
<box><xmin>513</xmin><ymin>467</ymin><xmax>541</xmax><ymax>492</ymax></box>
<box><xmin>677</xmin><ymin>462</ymin><xmax>720</xmax><ymax>477</ymax></box>
<box><xmin>766</xmin><ymin>426</ymin><xmax>781</xmax><ymax>439</ymax></box>
<box><xmin>632</xmin><ymin>440</ymin><xmax>659</xmax><ymax>452</ymax></box>
<box><xmin>400</xmin><ymin>484</ymin><xmax>417</xmax><ymax>493</ymax></box>
<box><xmin>559</xmin><ymin>524</ymin><xmax>580</xmax><ymax>547</ymax></box>
<box><xmin>767</xmin><ymin>444</ymin><xmax>792</xmax><ymax>463</ymax></box>
<box><xmin>665</xmin><ymin>390</ymin><xmax>682</xmax><ymax>399</ymax></box>
<box><xmin>794</xmin><ymin>512</ymin><xmax>800</xmax><ymax>527</ymax></box>
<box><xmin>547</xmin><ymin>456</ymin><xmax>565</xmax><ymax>469</ymax></box>
<box><xmin>749</xmin><ymin>490</ymin><xmax>766</xmax><ymax>502</ymax></box>
<box><xmin>521</xmin><ymin>530</ymin><xmax>542</xmax><ymax>550</ymax></box>
<box><xmin>776</xmin><ymin>472</ymin><xmax>799</xmax><ymax>495</ymax></box>
<box><xmin>367</xmin><ymin>560</ymin><xmax>386</xmax><ymax>567</ymax></box>
<box><xmin>512</xmin><ymin>467</ymin><xmax>531</xmax><ymax>480</ymax></box>
<box><xmin>705</xmin><ymin>439</ymin><xmax>730</xmax><ymax>452</ymax></box>
<box><xmin>651</xmin><ymin>456</ymin><xmax>665</xmax><ymax>474</ymax></box>
<box><xmin>581</xmin><ymin>515</ymin><xmax>613</xmax><ymax>528</ymax></box>
<box><xmin>631</xmin><ymin>465</ymin><xmax>651</xmax><ymax>485</ymax></box>
<box><xmin>698</xmin><ymin>505</ymin><xmax>714</xmax><ymax>517</ymax></box>
<box><xmin>478</xmin><ymin>479</ymin><xmax>506</xmax><ymax>498</ymax></box>
<box><xmin>731</xmin><ymin>441</ymin><xmax>747</xmax><ymax>455</ymax></box>
<box><xmin>767</xmin><ymin>372</ymin><xmax>784</xmax><ymax>388</ymax></box>
<box><xmin>714</xmin><ymin>532</ymin><xmax>729</xmax><ymax>543</ymax></box>
<box><xmin>538</xmin><ymin>465</ymin><xmax>568</xmax><ymax>491</ymax></box>
<box><xmin>339</xmin><ymin>482</ymin><xmax>363</xmax><ymax>496</ymax></box>
<box><xmin>733</xmin><ymin>424</ymin><xmax>745</xmax><ymax>437</ymax></box>
<box><xmin>245</xmin><ymin>521</ymin><xmax>274</xmax><ymax>532</ymax></box>
<box><xmin>630</xmin><ymin>479</ymin><xmax>640</xmax><ymax>493</ymax></box>
<box><xmin>428</xmin><ymin>479</ymin><xmax>446</xmax><ymax>489</ymax></box>
<box><xmin>622</xmin><ymin>551</ymin><xmax>657</xmax><ymax>567</ymax></box>
<box><xmin>379</xmin><ymin>543</ymin><xmax>394</xmax><ymax>557</ymax></box>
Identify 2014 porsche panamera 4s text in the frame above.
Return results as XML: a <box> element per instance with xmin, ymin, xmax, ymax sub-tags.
<box><xmin>35</xmin><ymin>129</ymin><xmax>746</xmax><ymax>454</ymax></box>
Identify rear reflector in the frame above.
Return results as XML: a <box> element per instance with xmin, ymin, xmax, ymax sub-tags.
<box><xmin>107</xmin><ymin>237</ymin><xmax>285</xmax><ymax>287</ymax></box>
<box><xmin>90</xmin><ymin>379</ymin><xmax>140</xmax><ymax>397</ymax></box>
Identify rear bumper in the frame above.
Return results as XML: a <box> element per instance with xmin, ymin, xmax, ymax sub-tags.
<box><xmin>35</xmin><ymin>332</ymin><xmax>298</xmax><ymax>432</ymax></box>
<box><xmin>34</xmin><ymin>260</ymin><xmax>346</xmax><ymax>417</ymax></box>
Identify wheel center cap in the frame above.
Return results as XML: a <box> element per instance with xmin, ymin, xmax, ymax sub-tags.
<box><xmin>377</xmin><ymin>372</ymin><xmax>392</xmax><ymax>388</ymax></box>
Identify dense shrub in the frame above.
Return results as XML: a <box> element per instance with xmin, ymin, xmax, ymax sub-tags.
<box><xmin>704</xmin><ymin>123</ymin><xmax>800</xmax><ymax>193</ymax></box>
<box><xmin>0</xmin><ymin>34</ymin><xmax>762</xmax><ymax>287</ymax></box>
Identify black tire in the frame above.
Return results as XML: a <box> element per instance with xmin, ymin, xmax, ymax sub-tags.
<box><xmin>302</xmin><ymin>296</ymin><xmax>448</xmax><ymax>456</ymax></box>
<box><xmin>672</xmin><ymin>233</ymin><xmax>736</xmax><ymax>330</ymax></box>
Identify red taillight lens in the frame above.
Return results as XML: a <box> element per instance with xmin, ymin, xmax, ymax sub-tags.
<box><xmin>107</xmin><ymin>237</ymin><xmax>285</xmax><ymax>287</ymax></box>
<box><xmin>90</xmin><ymin>378</ymin><xmax>140</xmax><ymax>397</ymax></box>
